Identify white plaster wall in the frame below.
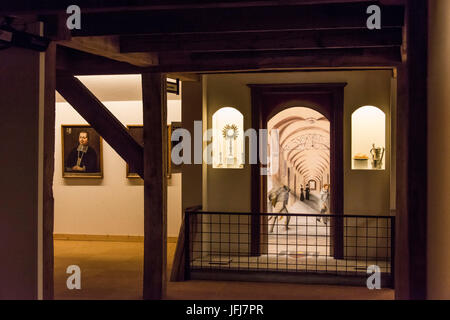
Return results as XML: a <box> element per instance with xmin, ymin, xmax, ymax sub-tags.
<box><xmin>54</xmin><ymin>100</ymin><xmax>182</xmax><ymax>237</ymax></box>
<box><xmin>201</xmin><ymin>71</ymin><xmax>393</xmax><ymax>256</ymax></box>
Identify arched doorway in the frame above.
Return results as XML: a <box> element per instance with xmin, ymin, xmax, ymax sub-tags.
<box><xmin>267</xmin><ymin>107</ymin><xmax>331</xmax><ymax>256</ymax></box>
<box><xmin>249</xmin><ymin>83</ymin><xmax>346</xmax><ymax>259</ymax></box>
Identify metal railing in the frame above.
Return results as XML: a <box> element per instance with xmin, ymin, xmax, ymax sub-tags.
<box><xmin>185</xmin><ymin>211</ymin><xmax>395</xmax><ymax>287</ymax></box>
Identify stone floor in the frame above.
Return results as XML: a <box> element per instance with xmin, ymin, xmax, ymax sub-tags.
<box><xmin>267</xmin><ymin>189</ymin><xmax>331</xmax><ymax>256</ymax></box>
<box><xmin>54</xmin><ymin>239</ymin><xmax>394</xmax><ymax>300</ymax></box>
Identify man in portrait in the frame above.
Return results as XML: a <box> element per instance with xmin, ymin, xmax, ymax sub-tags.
<box><xmin>65</xmin><ymin>131</ymin><xmax>99</xmax><ymax>173</ymax></box>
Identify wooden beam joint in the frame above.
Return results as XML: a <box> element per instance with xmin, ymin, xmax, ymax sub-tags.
<box><xmin>59</xmin><ymin>36</ymin><xmax>158</xmax><ymax>67</ymax></box>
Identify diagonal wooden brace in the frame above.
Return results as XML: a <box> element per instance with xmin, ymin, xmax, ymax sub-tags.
<box><xmin>56</xmin><ymin>72</ymin><xmax>144</xmax><ymax>178</ymax></box>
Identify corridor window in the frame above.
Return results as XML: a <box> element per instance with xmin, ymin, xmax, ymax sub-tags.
<box><xmin>352</xmin><ymin>106</ymin><xmax>386</xmax><ymax>170</ymax></box>
<box><xmin>212</xmin><ymin>107</ymin><xmax>244</xmax><ymax>169</ymax></box>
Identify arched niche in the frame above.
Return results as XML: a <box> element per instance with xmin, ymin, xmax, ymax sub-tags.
<box><xmin>212</xmin><ymin>107</ymin><xmax>244</xmax><ymax>169</ymax></box>
<box><xmin>351</xmin><ymin>106</ymin><xmax>386</xmax><ymax>170</ymax></box>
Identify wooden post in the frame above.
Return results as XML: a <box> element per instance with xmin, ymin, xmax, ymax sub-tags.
<box><xmin>395</xmin><ymin>64</ymin><xmax>409</xmax><ymax>299</ymax></box>
<box><xmin>142</xmin><ymin>73</ymin><xmax>167</xmax><ymax>300</ymax></box>
<box><xmin>43</xmin><ymin>42</ymin><xmax>56</xmax><ymax>300</ymax></box>
<box><xmin>395</xmin><ymin>0</ymin><xmax>428</xmax><ymax>300</ymax></box>
<box><xmin>405</xmin><ymin>0</ymin><xmax>428</xmax><ymax>300</ymax></box>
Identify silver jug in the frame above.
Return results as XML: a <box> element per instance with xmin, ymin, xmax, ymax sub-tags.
<box><xmin>370</xmin><ymin>143</ymin><xmax>385</xmax><ymax>169</ymax></box>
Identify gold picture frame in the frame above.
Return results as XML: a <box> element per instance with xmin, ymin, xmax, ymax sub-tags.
<box><xmin>61</xmin><ymin>125</ymin><xmax>103</xmax><ymax>178</ymax></box>
<box><xmin>168</xmin><ymin>122</ymin><xmax>183</xmax><ymax>177</ymax></box>
<box><xmin>126</xmin><ymin>125</ymin><xmax>143</xmax><ymax>179</ymax></box>
<box><xmin>167</xmin><ymin>124</ymin><xmax>172</xmax><ymax>179</ymax></box>
<box><xmin>126</xmin><ymin>124</ymin><xmax>179</xmax><ymax>179</ymax></box>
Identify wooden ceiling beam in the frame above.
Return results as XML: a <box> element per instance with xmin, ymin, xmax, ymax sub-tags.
<box><xmin>70</xmin><ymin>3</ymin><xmax>404</xmax><ymax>36</ymax></box>
<box><xmin>56</xmin><ymin>46</ymin><xmax>201</xmax><ymax>82</ymax></box>
<box><xmin>120</xmin><ymin>28</ymin><xmax>403</xmax><ymax>53</ymax></box>
<box><xmin>1</xmin><ymin>0</ymin><xmax>407</xmax><ymax>14</ymax></box>
<box><xmin>57</xmin><ymin>45</ymin><xmax>401</xmax><ymax>75</ymax></box>
<box><xmin>167</xmin><ymin>73</ymin><xmax>200</xmax><ymax>82</ymax></box>
<box><xmin>58</xmin><ymin>36</ymin><xmax>158</xmax><ymax>67</ymax></box>
<box><xmin>153</xmin><ymin>47</ymin><xmax>402</xmax><ymax>73</ymax></box>
<box><xmin>56</xmin><ymin>45</ymin><xmax>146</xmax><ymax>74</ymax></box>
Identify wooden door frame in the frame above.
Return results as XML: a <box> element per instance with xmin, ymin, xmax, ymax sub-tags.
<box><xmin>249</xmin><ymin>83</ymin><xmax>346</xmax><ymax>259</ymax></box>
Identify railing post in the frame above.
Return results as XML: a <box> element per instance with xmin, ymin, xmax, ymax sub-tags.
<box><xmin>332</xmin><ymin>213</ymin><xmax>344</xmax><ymax>260</ymax></box>
<box><xmin>184</xmin><ymin>210</ymin><xmax>191</xmax><ymax>280</ymax></box>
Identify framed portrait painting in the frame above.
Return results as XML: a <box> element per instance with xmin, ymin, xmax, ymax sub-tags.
<box><xmin>126</xmin><ymin>124</ymin><xmax>182</xmax><ymax>179</ymax></box>
<box><xmin>62</xmin><ymin>125</ymin><xmax>103</xmax><ymax>178</ymax></box>
<box><xmin>126</xmin><ymin>125</ymin><xmax>143</xmax><ymax>178</ymax></box>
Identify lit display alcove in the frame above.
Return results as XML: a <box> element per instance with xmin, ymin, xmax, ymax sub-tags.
<box><xmin>351</xmin><ymin>106</ymin><xmax>386</xmax><ymax>170</ymax></box>
<box><xmin>212</xmin><ymin>107</ymin><xmax>244</xmax><ymax>169</ymax></box>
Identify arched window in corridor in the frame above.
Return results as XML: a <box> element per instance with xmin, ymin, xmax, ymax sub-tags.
<box><xmin>267</xmin><ymin>106</ymin><xmax>331</xmax><ymax>257</ymax></box>
<box><xmin>268</xmin><ymin>107</ymin><xmax>330</xmax><ymax>202</ymax></box>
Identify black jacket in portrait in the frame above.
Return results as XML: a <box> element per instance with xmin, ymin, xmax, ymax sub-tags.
<box><xmin>66</xmin><ymin>146</ymin><xmax>98</xmax><ymax>173</ymax></box>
